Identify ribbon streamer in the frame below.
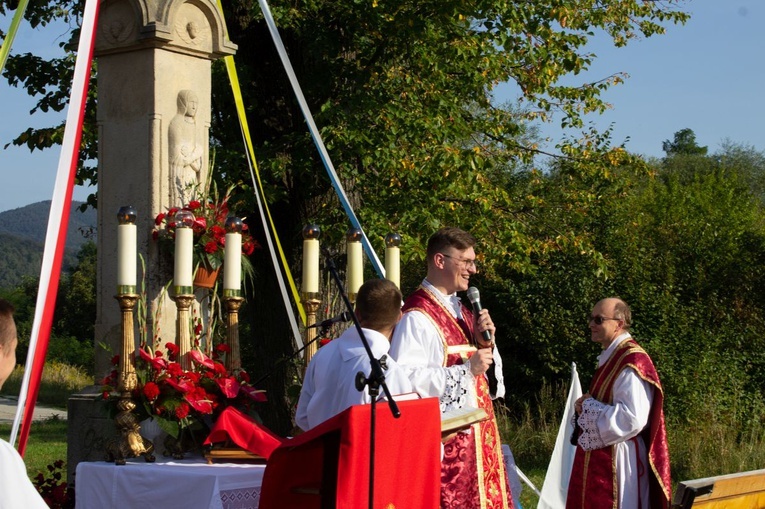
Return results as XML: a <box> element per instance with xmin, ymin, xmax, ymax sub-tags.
<box><xmin>224</xmin><ymin>53</ymin><xmax>304</xmax><ymax>348</ymax></box>
<box><xmin>216</xmin><ymin>0</ymin><xmax>304</xmax><ymax>346</ymax></box>
<box><xmin>255</xmin><ymin>0</ymin><xmax>385</xmax><ymax>278</ymax></box>
<box><xmin>10</xmin><ymin>0</ymin><xmax>100</xmax><ymax>455</ymax></box>
<box><xmin>0</xmin><ymin>0</ymin><xmax>30</xmax><ymax>74</ymax></box>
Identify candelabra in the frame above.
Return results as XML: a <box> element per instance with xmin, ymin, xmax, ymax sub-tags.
<box><xmin>303</xmin><ymin>297</ymin><xmax>321</xmax><ymax>361</ymax></box>
<box><xmin>223</xmin><ymin>295</ymin><xmax>245</xmax><ymax>372</ymax></box>
<box><xmin>109</xmin><ymin>294</ymin><xmax>156</xmax><ymax>464</ymax></box>
<box><xmin>173</xmin><ymin>294</ymin><xmax>195</xmax><ymax>370</ymax></box>
<box><xmin>108</xmin><ymin>206</ymin><xmax>155</xmax><ymax>464</ymax></box>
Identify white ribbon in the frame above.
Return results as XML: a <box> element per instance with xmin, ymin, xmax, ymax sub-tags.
<box><xmin>255</xmin><ymin>0</ymin><xmax>385</xmax><ymax>278</ymax></box>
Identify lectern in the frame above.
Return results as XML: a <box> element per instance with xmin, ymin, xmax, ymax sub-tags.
<box><xmin>259</xmin><ymin>398</ymin><xmax>441</xmax><ymax>509</ymax></box>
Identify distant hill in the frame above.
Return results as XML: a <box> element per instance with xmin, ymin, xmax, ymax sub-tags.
<box><xmin>0</xmin><ymin>201</ymin><xmax>97</xmax><ymax>288</ymax></box>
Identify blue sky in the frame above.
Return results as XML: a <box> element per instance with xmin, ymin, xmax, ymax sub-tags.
<box><xmin>498</xmin><ymin>0</ymin><xmax>765</xmax><ymax>159</ymax></box>
<box><xmin>1</xmin><ymin>0</ymin><xmax>763</xmax><ymax>212</ymax></box>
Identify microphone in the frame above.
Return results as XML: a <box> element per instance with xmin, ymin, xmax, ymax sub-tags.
<box><xmin>308</xmin><ymin>310</ymin><xmax>352</xmax><ymax>329</ymax></box>
<box><xmin>467</xmin><ymin>286</ymin><xmax>492</xmax><ymax>343</ymax></box>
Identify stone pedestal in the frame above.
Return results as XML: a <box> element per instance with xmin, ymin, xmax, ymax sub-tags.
<box><xmin>67</xmin><ymin>387</ymin><xmax>118</xmax><ymax>482</ymax></box>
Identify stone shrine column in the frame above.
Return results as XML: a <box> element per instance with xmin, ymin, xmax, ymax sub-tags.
<box><xmin>93</xmin><ymin>0</ymin><xmax>236</xmax><ymax>378</ymax></box>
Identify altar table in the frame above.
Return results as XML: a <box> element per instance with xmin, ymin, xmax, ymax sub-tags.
<box><xmin>75</xmin><ymin>456</ymin><xmax>265</xmax><ymax>509</ymax></box>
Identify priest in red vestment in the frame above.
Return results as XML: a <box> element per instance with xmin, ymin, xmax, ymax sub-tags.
<box><xmin>567</xmin><ymin>297</ymin><xmax>671</xmax><ymax>509</ymax></box>
<box><xmin>390</xmin><ymin>227</ymin><xmax>512</xmax><ymax>509</ymax></box>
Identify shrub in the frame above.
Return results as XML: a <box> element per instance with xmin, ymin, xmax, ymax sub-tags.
<box><xmin>1</xmin><ymin>362</ymin><xmax>91</xmax><ymax>407</ymax></box>
<box><xmin>33</xmin><ymin>459</ymin><xmax>74</xmax><ymax>508</ymax></box>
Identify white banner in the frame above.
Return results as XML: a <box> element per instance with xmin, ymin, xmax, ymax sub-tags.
<box><xmin>537</xmin><ymin>363</ymin><xmax>582</xmax><ymax>509</ymax></box>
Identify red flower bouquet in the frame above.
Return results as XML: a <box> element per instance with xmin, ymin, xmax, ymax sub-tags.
<box><xmin>152</xmin><ymin>184</ymin><xmax>259</xmax><ymax>283</ymax></box>
<box><xmin>101</xmin><ymin>343</ymin><xmax>266</xmax><ymax>449</ymax></box>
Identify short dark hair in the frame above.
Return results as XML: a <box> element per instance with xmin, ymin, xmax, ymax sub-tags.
<box><xmin>355</xmin><ymin>279</ymin><xmax>402</xmax><ymax>331</ymax></box>
<box><xmin>613</xmin><ymin>298</ymin><xmax>632</xmax><ymax>331</ymax></box>
<box><xmin>0</xmin><ymin>298</ymin><xmax>16</xmax><ymax>352</ymax></box>
<box><xmin>426</xmin><ymin>227</ymin><xmax>476</xmax><ymax>259</ymax></box>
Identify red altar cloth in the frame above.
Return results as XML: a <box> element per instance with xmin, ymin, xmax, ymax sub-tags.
<box><xmin>258</xmin><ymin>397</ymin><xmax>442</xmax><ymax>509</ymax></box>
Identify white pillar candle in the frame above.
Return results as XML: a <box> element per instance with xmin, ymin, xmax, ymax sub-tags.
<box><xmin>224</xmin><ymin>231</ymin><xmax>242</xmax><ymax>291</ymax></box>
<box><xmin>302</xmin><ymin>237</ymin><xmax>320</xmax><ymax>294</ymax></box>
<box><xmin>347</xmin><ymin>238</ymin><xmax>363</xmax><ymax>296</ymax></box>
<box><xmin>385</xmin><ymin>244</ymin><xmax>400</xmax><ymax>289</ymax></box>
<box><xmin>117</xmin><ymin>223</ymin><xmax>137</xmax><ymax>288</ymax></box>
<box><xmin>174</xmin><ymin>227</ymin><xmax>193</xmax><ymax>289</ymax></box>
<box><xmin>384</xmin><ymin>232</ymin><xmax>401</xmax><ymax>289</ymax></box>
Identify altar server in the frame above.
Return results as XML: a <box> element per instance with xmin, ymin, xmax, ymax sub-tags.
<box><xmin>296</xmin><ymin>279</ymin><xmax>414</xmax><ymax>431</ymax></box>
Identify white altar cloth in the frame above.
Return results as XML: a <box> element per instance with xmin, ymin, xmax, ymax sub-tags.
<box><xmin>75</xmin><ymin>456</ymin><xmax>265</xmax><ymax>509</ymax></box>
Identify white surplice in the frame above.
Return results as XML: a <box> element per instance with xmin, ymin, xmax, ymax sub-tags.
<box><xmin>0</xmin><ymin>438</ymin><xmax>49</xmax><ymax>508</ymax></box>
<box><xmin>389</xmin><ymin>279</ymin><xmax>505</xmax><ymax>413</ymax></box>
<box><xmin>295</xmin><ymin>326</ymin><xmax>414</xmax><ymax>431</ymax></box>
<box><xmin>577</xmin><ymin>332</ymin><xmax>654</xmax><ymax>509</ymax></box>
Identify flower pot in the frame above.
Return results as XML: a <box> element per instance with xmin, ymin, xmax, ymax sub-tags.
<box><xmin>139</xmin><ymin>417</ymin><xmax>165</xmax><ymax>453</ymax></box>
<box><xmin>194</xmin><ymin>266</ymin><xmax>220</xmax><ymax>289</ymax></box>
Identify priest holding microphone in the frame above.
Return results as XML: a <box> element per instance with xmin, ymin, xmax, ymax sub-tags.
<box><xmin>390</xmin><ymin>227</ymin><xmax>513</xmax><ymax>509</ymax></box>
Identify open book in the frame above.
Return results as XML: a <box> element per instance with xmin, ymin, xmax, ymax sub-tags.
<box><xmin>441</xmin><ymin>406</ymin><xmax>489</xmax><ymax>434</ymax></box>
<box><xmin>385</xmin><ymin>393</ymin><xmax>489</xmax><ymax>434</ymax></box>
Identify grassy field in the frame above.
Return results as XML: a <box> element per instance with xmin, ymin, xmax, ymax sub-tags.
<box><xmin>0</xmin><ymin>362</ymin><xmax>86</xmax><ymax>484</ymax></box>
<box><xmin>0</xmin><ymin>417</ymin><xmax>68</xmax><ymax>479</ymax></box>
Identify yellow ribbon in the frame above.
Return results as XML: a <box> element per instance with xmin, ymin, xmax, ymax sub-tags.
<box><xmin>0</xmin><ymin>0</ymin><xmax>31</xmax><ymax>76</ymax></box>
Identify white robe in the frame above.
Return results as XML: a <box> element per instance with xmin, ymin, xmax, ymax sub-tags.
<box><xmin>389</xmin><ymin>279</ymin><xmax>505</xmax><ymax>413</ymax></box>
<box><xmin>577</xmin><ymin>333</ymin><xmax>654</xmax><ymax>509</ymax></box>
<box><xmin>0</xmin><ymin>438</ymin><xmax>49</xmax><ymax>508</ymax></box>
<box><xmin>295</xmin><ymin>326</ymin><xmax>415</xmax><ymax>431</ymax></box>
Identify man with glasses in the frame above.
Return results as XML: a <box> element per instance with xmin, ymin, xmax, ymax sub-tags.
<box><xmin>390</xmin><ymin>227</ymin><xmax>512</xmax><ymax>508</ymax></box>
<box><xmin>567</xmin><ymin>298</ymin><xmax>671</xmax><ymax>509</ymax></box>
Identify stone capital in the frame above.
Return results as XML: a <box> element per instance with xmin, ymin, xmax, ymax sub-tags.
<box><xmin>96</xmin><ymin>0</ymin><xmax>237</xmax><ymax>59</ymax></box>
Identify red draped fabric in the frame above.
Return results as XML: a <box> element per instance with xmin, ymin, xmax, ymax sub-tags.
<box><xmin>567</xmin><ymin>339</ymin><xmax>671</xmax><ymax>509</ymax></box>
<box><xmin>404</xmin><ymin>287</ymin><xmax>512</xmax><ymax>509</ymax></box>
<box><xmin>203</xmin><ymin>407</ymin><xmax>284</xmax><ymax>458</ymax></box>
<box><xmin>259</xmin><ymin>398</ymin><xmax>441</xmax><ymax>509</ymax></box>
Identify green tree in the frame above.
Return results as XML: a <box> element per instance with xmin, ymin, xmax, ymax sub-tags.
<box><xmin>577</xmin><ymin>143</ymin><xmax>765</xmax><ymax>426</ymax></box>
<box><xmin>662</xmin><ymin>127</ymin><xmax>708</xmax><ymax>156</ymax></box>
<box><xmin>0</xmin><ymin>242</ymin><xmax>97</xmax><ymax>373</ymax></box>
<box><xmin>1</xmin><ymin>0</ymin><xmax>689</xmax><ymax>430</ymax></box>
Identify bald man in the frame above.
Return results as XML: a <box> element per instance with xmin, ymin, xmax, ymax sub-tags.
<box><xmin>566</xmin><ymin>298</ymin><xmax>671</xmax><ymax>509</ymax></box>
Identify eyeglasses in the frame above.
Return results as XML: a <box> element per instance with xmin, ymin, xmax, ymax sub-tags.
<box><xmin>589</xmin><ymin>316</ymin><xmax>619</xmax><ymax>325</ymax></box>
<box><xmin>440</xmin><ymin>253</ymin><xmax>478</xmax><ymax>270</ymax></box>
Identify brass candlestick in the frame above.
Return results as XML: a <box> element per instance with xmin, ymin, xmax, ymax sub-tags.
<box><xmin>107</xmin><ymin>294</ymin><xmax>155</xmax><ymax>465</ymax></box>
<box><xmin>173</xmin><ymin>294</ymin><xmax>195</xmax><ymax>370</ymax></box>
<box><xmin>223</xmin><ymin>295</ymin><xmax>245</xmax><ymax>372</ymax></box>
<box><xmin>303</xmin><ymin>296</ymin><xmax>321</xmax><ymax>362</ymax></box>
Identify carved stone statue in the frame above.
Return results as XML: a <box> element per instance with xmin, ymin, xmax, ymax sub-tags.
<box><xmin>169</xmin><ymin>89</ymin><xmax>204</xmax><ymax>205</ymax></box>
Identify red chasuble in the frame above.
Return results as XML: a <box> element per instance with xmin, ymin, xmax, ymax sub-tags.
<box><xmin>404</xmin><ymin>287</ymin><xmax>512</xmax><ymax>509</ymax></box>
<box><xmin>566</xmin><ymin>338</ymin><xmax>671</xmax><ymax>509</ymax></box>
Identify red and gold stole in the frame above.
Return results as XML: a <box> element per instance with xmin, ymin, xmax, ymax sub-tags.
<box><xmin>566</xmin><ymin>338</ymin><xmax>671</xmax><ymax>509</ymax></box>
<box><xmin>404</xmin><ymin>287</ymin><xmax>511</xmax><ymax>509</ymax></box>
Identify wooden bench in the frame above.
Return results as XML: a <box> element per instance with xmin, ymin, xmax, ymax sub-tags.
<box><xmin>672</xmin><ymin>468</ymin><xmax>765</xmax><ymax>508</ymax></box>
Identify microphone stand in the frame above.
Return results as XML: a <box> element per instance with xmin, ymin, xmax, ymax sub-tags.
<box><xmin>323</xmin><ymin>249</ymin><xmax>400</xmax><ymax>509</ymax></box>
<box><xmin>252</xmin><ymin>327</ymin><xmax>331</xmax><ymax>387</ymax></box>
